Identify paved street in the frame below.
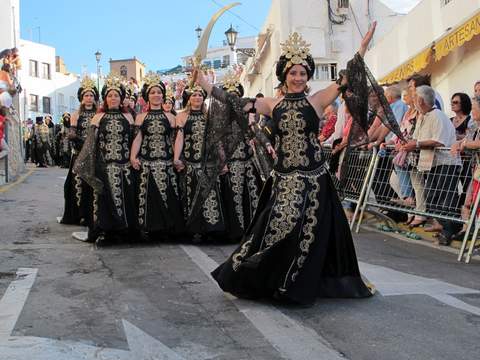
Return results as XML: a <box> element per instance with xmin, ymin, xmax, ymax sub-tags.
<box><xmin>1</xmin><ymin>167</ymin><xmax>480</xmax><ymax>360</ymax></box>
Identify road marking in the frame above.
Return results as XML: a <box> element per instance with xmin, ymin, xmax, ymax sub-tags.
<box><xmin>0</xmin><ymin>168</ymin><xmax>35</xmax><ymax>194</ymax></box>
<box><xmin>0</xmin><ymin>268</ymin><xmax>37</xmax><ymax>338</ymax></box>
<box><xmin>181</xmin><ymin>245</ymin><xmax>345</xmax><ymax>360</ymax></box>
<box><xmin>0</xmin><ymin>268</ymin><xmax>189</xmax><ymax>360</ymax></box>
<box><xmin>359</xmin><ymin>262</ymin><xmax>480</xmax><ymax>315</ymax></box>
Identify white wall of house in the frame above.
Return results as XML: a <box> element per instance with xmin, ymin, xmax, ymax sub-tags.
<box><xmin>243</xmin><ymin>0</ymin><xmax>402</xmax><ymax>97</ymax></box>
<box><xmin>17</xmin><ymin>39</ymin><xmax>80</xmax><ymax>123</ymax></box>
<box><xmin>365</xmin><ymin>0</ymin><xmax>480</xmax><ymax>110</ymax></box>
<box><xmin>0</xmin><ymin>0</ymin><xmax>20</xmax><ymax>50</ymax></box>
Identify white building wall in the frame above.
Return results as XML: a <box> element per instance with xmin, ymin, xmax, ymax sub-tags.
<box><xmin>365</xmin><ymin>0</ymin><xmax>480</xmax><ymax>114</ymax></box>
<box><xmin>243</xmin><ymin>0</ymin><xmax>402</xmax><ymax>97</ymax></box>
<box><xmin>0</xmin><ymin>0</ymin><xmax>20</xmax><ymax>50</ymax></box>
<box><xmin>17</xmin><ymin>39</ymin><xmax>80</xmax><ymax>123</ymax></box>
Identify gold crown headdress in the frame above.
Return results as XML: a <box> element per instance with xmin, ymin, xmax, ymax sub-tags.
<box><xmin>80</xmin><ymin>76</ymin><xmax>97</xmax><ymax>94</ymax></box>
<box><xmin>103</xmin><ymin>73</ymin><xmax>124</xmax><ymax>94</ymax></box>
<box><xmin>280</xmin><ymin>32</ymin><xmax>312</xmax><ymax>73</ymax></box>
<box><xmin>186</xmin><ymin>84</ymin><xmax>205</xmax><ymax>95</ymax></box>
<box><xmin>222</xmin><ymin>70</ymin><xmax>242</xmax><ymax>94</ymax></box>
<box><xmin>165</xmin><ymin>85</ymin><xmax>175</xmax><ymax>101</ymax></box>
<box><xmin>143</xmin><ymin>72</ymin><xmax>164</xmax><ymax>93</ymax></box>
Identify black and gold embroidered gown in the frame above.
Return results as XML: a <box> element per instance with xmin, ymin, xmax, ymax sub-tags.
<box><xmin>222</xmin><ymin>137</ymin><xmax>261</xmax><ymax>241</ymax></box>
<box><xmin>32</xmin><ymin>123</ymin><xmax>50</xmax><ymax>167</ymax></box>
<box><xmin>92</xmin><ymin>110</ymin><xmax>137</xmax><ymax>237</ymax></box>
<box><xmin>60</xmin><ymin>109</ymin><xmax>96</xmax><ymax>225</ymax></box>
<box><xmin>136</xmin><ymin>109</ymin><xmax>184</xmax><ymax>235</ymax></box>
<box><xmin>181</xmin><ymin>110</ymin><xmax>226</xmax><ymax>238</ymax></box>
<box><xmin>212</xmin><ymin>92</ymin><xmax>373</xmax><ymax>305</ymax></box>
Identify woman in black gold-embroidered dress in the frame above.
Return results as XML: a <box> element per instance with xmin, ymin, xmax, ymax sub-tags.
<box><xmin>130</xmin><ymin>73</ymin><xmax>184</xmax><ymax>239</ymax></box>
<box><xmin>173</xmin><ymin>86</ymin><xmax>227</xmax><ymax>241</ymax></box>
<box><xmin>60</xmin><ymin>77</ymin><xmax>98</xmax><ymax>226</ymax></box>
<box><xmin>194</xmin><ymin>24</ymin><xmax>379</xmax><ymax>305</ymax></box>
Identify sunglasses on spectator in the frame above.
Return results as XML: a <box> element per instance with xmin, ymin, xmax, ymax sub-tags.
<box><xmin>451</xmin><ymin>100</ymin><xmax>460</xmax><ymax>105</ymax></box>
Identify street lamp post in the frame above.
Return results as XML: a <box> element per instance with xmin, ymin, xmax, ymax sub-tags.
<box><xmin>195</xmin><ymin>26</ymin><xmax>203</xmax><ymax>42</ymax></box>
<box><xmin>94</xmin><ymin>50</ymin><xmax>102</xmax><ymax>90</ymax></box>
<box><xmin>225</xmin><ymin>24</ymin><xmax>238</xmax><ymax>65</ymax></box>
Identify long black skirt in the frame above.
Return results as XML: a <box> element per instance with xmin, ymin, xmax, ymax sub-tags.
<box><xmin>212</xmin><ymin>168</ymin><xmax>373</xmax><ymax>305</ymax></box>
<box><xmin>136</xmin><ymin>160</ymin><xmax>184</xmax><ymax>236</ymax></box>
<box><xmin>60</xmin><ymin>153</ymin><xmax>93</xmax><ymax>226</ymax></box>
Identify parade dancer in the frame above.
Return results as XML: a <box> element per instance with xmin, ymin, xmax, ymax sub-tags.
<box><xmin>130</xmin><ymin>73</ymin><xmax>184</xmax><ymax>239</ymax></box>
<box><xmin>194</xmin><ymin>23</ymin><xmax>378</xmax><ymax>305</ymax></box>
<box><xmin>220</xmin><ymin>72</ymin><xmax>261</xmax><ymax>241</ymax></box>
<box><xmin>32</xmin><ymin>116</ymin><xmax>50</xmax><ymax>168</ymax></box>
<box><xmin>74</xmin><ymin>74</ymin><xmax>137</xmax><ymax>246</ymax></box>
<box><xmin>60</xmin><ymin>78</ymin><xmax>98</xmax><ymax>225</ymax></box>
<box><xmin>173</xmin><ymin>86</ymin><xmax>227</xmax><ymax>241</ymax></box>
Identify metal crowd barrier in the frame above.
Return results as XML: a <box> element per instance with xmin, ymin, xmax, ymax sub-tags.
<box><xmin>322</xmin><ymin>144</ymin><xmax>378</xmax><ymax>230</ymax></box>
<box><xmin>323</xmin><ymin>145</ymin><xmax>480</xmax><ymax>264</ymax></box>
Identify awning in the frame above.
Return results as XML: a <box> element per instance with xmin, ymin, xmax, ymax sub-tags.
<box><xmin>380</xmin><ymin>10</ymin><xmax>480</xmax><ymax>85</ymax></box>
<box><xmin>435</xmin><ymin>11</ymin><xmax>480</xmax><ymax>61</ymax></box>
<box><xmin>380</xmin><ymin>47</ymin><xmax>433</xmax><ymax>84</ymax></box>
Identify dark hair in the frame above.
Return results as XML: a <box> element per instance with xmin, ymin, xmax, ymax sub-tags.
<box><xmin>255</xmin><ymin>93</ymin><xmax>264</xmax><ymax>98</ymax></box>
<box><xmin>407</xmin><ymin>73</ymin><xmax>431</xmax><ymax>87</ymax></box>
<box><xmin>1</xmin><ymin>63</ymin><xmax>11</xmax><ymax>72</ymax></box>
<box><xmin>182</xmin><ymin>87</ymin><xmax>207</xmax><ymax>108</ymax></box>
<box><xmin>141</xmin><ymin>82</ymin><xmax>166</xmax><ymax>102</ymax></box>
<box><xmin>101</xmin><ymin>85</ymin><xmax>126</xmax><ymax>102</ymax></box>
<box><xmin>275</xmin><ymin>54</ymin><xmax>315</xmax><ymax>84</ymax></box>
<box><xmin>79</xmin><ymin>103</ymin><xmax>97</xmax><ymax>112</ymax></box>
<box><xmin>0</xmin><ymin>106</ymin><xmax>7</xmax><ymax>116</ymax></box>
<box><xmin>222</xmin><ymin>83</ymin><xmax>244</xmax><ymax>97</ymax></box>
<box><xmin>77</xmin><ymin>88</ymin><xmax>100</xmax><ymax>103</ymax></box>
<box><xmin>451</xmin><ymin>92</ymin><xmax>472</xmax><ymax>115</ymax></box>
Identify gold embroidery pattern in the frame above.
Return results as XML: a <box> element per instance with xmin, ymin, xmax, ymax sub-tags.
<box><xmin>106</xmin><ymin>163</ymin><xmax>123</xmax><ymax>217</ymax></box>
<box><xmin>203</xmin><ymin>187</ymin><xmax>220</xmax><ymax>225</ymax></box>
<box><xmin>150</xmin><ymin>162</ymin><xmax>168</xmax><ymax>203</ymax></box>
<box><xmin>232</xmin><ymin>235</ymin><xmax>254</xmax><ymax>271</ymax></box>
<box><xmin>104</xmin><ymin>118</ymin><xmax>126</xmax><ymax>162</ymax></box>
<box><xmin>246</xmin><ymin>162</ymin><xmax>260</xmax><ymax>213</ymax></box>
<box><xmin>93</xmin><ymin>192</ymin><xmax>99</xmax><ymax>223</ymax></box>
<box><xmin>74</xmin><ymin>174</ymin><xmax>83</xmax><ymax>208</ymax></box>
<box><xmin>310</xmin><ymin>133</ymin><xmax>323</xmax><ymax>163</ymax></box>
<box><xmin>141</xmin><ymin>115</ymin><xmax>169</xmax><ymax>159</ymax></box>
<box><xmin>279</xmin><ymin>109</ymin><xmax>309</xmax><ymax>169</ymax></box>
<box><xmin>184</xmin><ymin>114</ymin><xmax>205</xmax><ymax>161</ymax></box>
<box><xmin>229</xmin><ymin>161</ymin><xmax>246</xmax><ymax>229</ymax></box>
<box><xmin>78</xmin><ymin>110</ymin><xmax>95</xmax><ymax>140</ymax></box>
<box><xmin>138</xmin><ymin>165</ymin><xmax>149</xmax><ymax>226</ymax></box>
<box><xmin>232</xmin><ymin>141</ymin><xmax>247</xmax><ymax>159</ymax></box>
<box><xmin>262</xmin><ymin>174</ymin><xmax>305</xmax><ymax>248</ymax></box>
<box><xmin>291</xmin><ymin>177</ymin><xmax>320</xmax><ymax>282</ymax></box>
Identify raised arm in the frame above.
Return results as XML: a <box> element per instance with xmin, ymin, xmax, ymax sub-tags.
<box><xmin>309</xmin><ymin>22</ymin><xmax>377</xmax><ymax>113</ymax></box>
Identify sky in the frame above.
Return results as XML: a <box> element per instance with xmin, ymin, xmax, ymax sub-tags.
<box><xmin>19</xmin><ymin>0</ymin><xmax>421</xmax><ymax>76</ymax></box>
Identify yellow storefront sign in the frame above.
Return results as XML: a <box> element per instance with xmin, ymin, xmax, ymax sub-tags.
<box><xmin>380</xmin><ymin>47</ymin><xmax>432</xmax><ymax>84</ymax></box>
<box><xmin>435</xmin><ymin>11</ymin><xmax>480</xmax><ymax>61</ymax></box>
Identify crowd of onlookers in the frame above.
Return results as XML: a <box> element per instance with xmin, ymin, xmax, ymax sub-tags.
<box><xmin>0</xmin><ymin>47</ymin><xmax>21</xmax><ymax>160</ymax></box>
<box><xmin>318</xmin><ymin>74</ymin><xmax>480</xmax><ymax>246</ymax></box>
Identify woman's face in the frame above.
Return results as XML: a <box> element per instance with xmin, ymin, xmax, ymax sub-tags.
<box><xmin>82</xmin><ymin>91</ymin><xmax>95</xmax><ymax>108</ymax></box>
<box><xmin>106</xmin><ymin>90</ymin><xmax>121</xmax><ymax>109</ymax></box>
<box><xmin>472</xmin><ymin>100</ymin><xmax>480</xmax><ymax>122</ymax></box>
<box><xmin>402</xmin><ymin>91</ymin><xmax>413</xmax><ymax>106</ymax></box>
<box><xmin>148</xmin><ymin>87</ymin><xmax>164</xmax><ymax>107</ymax></box>
<box><xmin>162</xmin><ymin>100</ymin><xmax>173</xmax><ymax>113</ymax></box>
<box><xmin>451</xmin><ymin>95</ymin><xmax>462</xmax><ymax>114</ymax></box>
<box><xmin>285</xmin><ymin>64</ymin><xmax>308</xmax><ymax>93</ymax></box>
<box><xmin>190</xmin><ymin>92</ymin><xmax>204</xmax><ymax>108</ymax></box>
<box><xmin>475</xmin><ymin>83</ymin><xmax>480</xmax><ymax>97</ymax></box>
<box><xmin>128</xmin><ymin>98</ymin><xmax>136</xmax><ymax>109</ymax></box>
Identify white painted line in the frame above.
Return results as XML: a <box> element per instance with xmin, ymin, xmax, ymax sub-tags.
<box><xmin>359</xmin><ymin>262</ymin><xmax>480</xmax><ymax>316</ymax></box>
<box><xmin>0</xmin><ymin>268</ymin><xmax>38</xmax><ymax>339</ymax></box>
<box><xmin>181</xmin><ymin>245</ymin><xmax>345</xmax><ymax>360</ymax></box>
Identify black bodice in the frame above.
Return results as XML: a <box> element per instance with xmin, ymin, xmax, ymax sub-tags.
<box><xmin>98</xmin><ymin>110</ymin><xmax>131</xmax><ymax>164</ymax></box>
<box><xmin>77</xmin><ymin>109</ymin><xmax>96</xmax><ymax>142</ymax></box>
<box><xmin>140</xmin><ymin>110</ymin><xmax>173</xmax><ymax>161</ymax></box>
<box><xmin>271</xmin><ymin>93</ymin><xmax>325</xmax><ymax>172</ymax></box>
<box><xmin>183</xmin><ymin>110</ymin><xmax>206</xmax><ymax>163</ymax></box>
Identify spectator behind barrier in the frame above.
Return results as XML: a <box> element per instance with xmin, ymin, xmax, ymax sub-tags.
<box><xmin>450</xmin><ymin>93</ymin><xmax>473</xmax><ymax>140</ymax></box>
<box><xmin>0</xmin><ymin>106</ymin><xmax>9</xmax><ymax>159</ymax></box>
<box><xmin>474</xmin><ymin>81</ymin><xmax>480</xmax><ymax>98</ymax></box>
<box><xmin>319</xmin><ymin>102</ymin><xmax>338</xmax><ymax>143</ymax></box>
<box><xmin>450</xmin><ymin>96</ymin><xmax>480</xmax><ymax>240</ymax></box>
<box><xmin>407</xmin><ymin>73</ymin><xmax>445</xmax><ymax>111</ymax></box>
<box><xmin>402</xmin><ymin>85</ymin><xmax>462</xmax><ymax>245</ymax></box>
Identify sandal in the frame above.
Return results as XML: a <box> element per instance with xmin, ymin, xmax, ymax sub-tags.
<box><xmin>409</xmin><ymin>219</ymin><xmax>427</xmax><ymax>229</ymax></box>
